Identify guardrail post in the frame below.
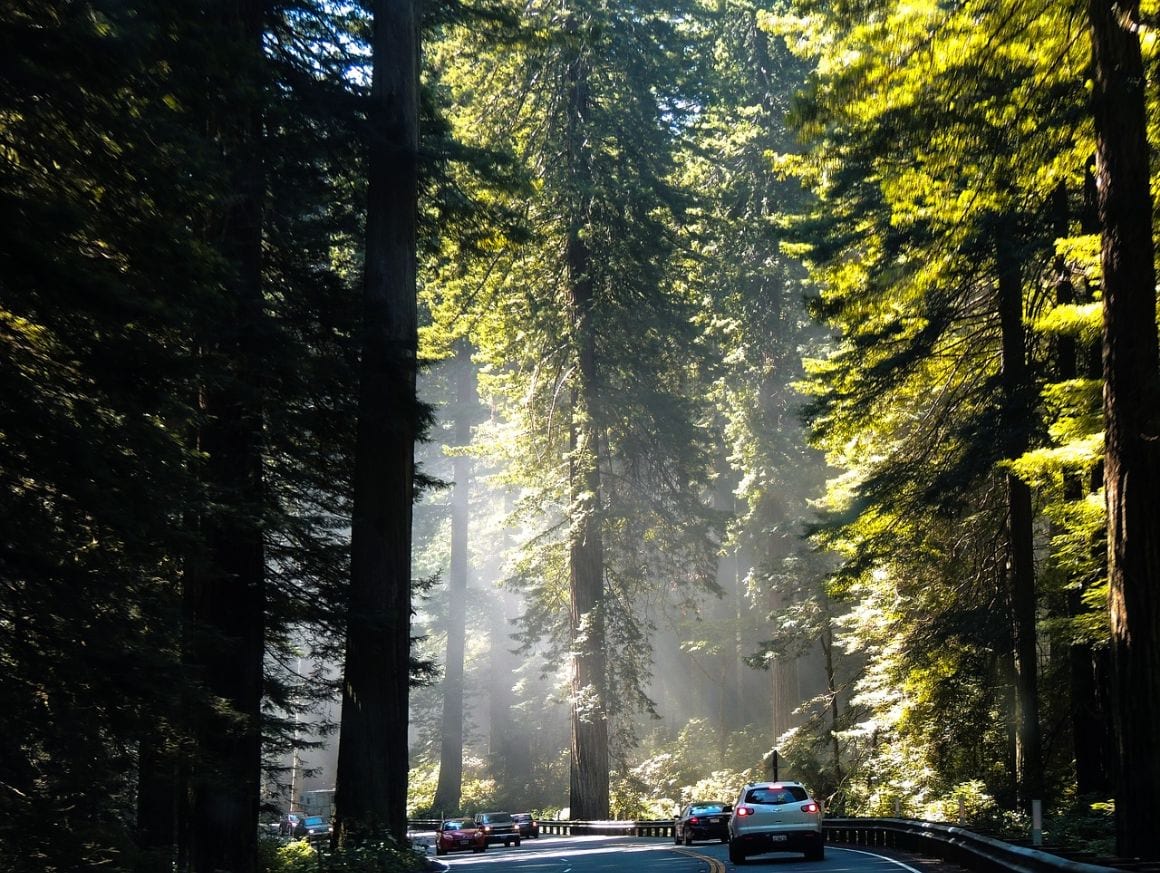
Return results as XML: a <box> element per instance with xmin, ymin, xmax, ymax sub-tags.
<box><xmin>1031</xmin><ymin>800</ymin><xmax>1042</xmax><ymax>847</ymax></box>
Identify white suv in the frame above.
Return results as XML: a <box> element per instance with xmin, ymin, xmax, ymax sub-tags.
<box><xmin>728</xmin><ymin>780</ymin><xmax>825</xmax><ymax>863</ymax></box>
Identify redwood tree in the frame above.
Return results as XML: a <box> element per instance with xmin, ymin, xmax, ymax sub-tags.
<box><xmin>1087</xmin><ymin>0</ymin><xmax>1160</xmax><ymax>855</ymax></box>
<box><xmin>333</xmin><ymin>0</ymin><xmax>420</xmax><ymax>846</ymax></box>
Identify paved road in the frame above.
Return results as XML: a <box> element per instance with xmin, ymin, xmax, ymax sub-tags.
<box><xmin>412</xmin><ymin>833</ymin><xmax>967</xmax><ymax>873</ymax></box>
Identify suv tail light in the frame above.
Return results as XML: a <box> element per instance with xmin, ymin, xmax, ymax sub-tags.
<box><xmin>735</xmin><ymin>806</ymin><xmax>755</xmax><ymax>816</ymax></box>
<box><xmin>801</xmin><ymin>802</ymin><xmax>819</xmax><ymax>814</ymax></box>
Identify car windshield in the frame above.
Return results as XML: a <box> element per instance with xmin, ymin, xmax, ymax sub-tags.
<box><xmin>513</xmin><ymin>814</ymin><xmax>530</xmax><ymax>821</ymax></box>
<box><xmin>303</xmin><ymin>817</ymin><xmax>326</xmax><ymax>826</ymax></box>
<box><xmin>745</xmin><ymin>786</ymin><xmax>807</xmax><ymax>805</ymax></box>
<box><xmin>443</xmin><ymin>820</ymin><xmax>469</xmax><ymax>830</ymax></box>
<box><xmin>483</xmin><ymin>813</ymin><xmax>512</xmax><ymax>822</ymax></box>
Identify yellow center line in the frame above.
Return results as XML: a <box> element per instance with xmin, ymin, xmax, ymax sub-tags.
<box><xmin>672</xmin><ymin>846</ymin><xmax>726</xmax><ymax>873</ymax></box>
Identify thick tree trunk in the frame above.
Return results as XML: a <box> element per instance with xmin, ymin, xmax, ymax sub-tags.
<box><xmin>566</xmin><ymin>254</ymin><xmax>610</xmax><ymax>820</ymax></box>
<box><xmin>186</xmin><ymin>3</ymin><xmax>267</xmax><ymax>870</ymax></box>
<box><xmin>334</xmin><ymin>0</ymin><xmax>419</xmax><ymax>847</ymax></box>
<box><xmin>1088</xmin><ymin>0</ymin><xmax>1160</xmax><ymax>854</ymax></box>
<box><xmin>433</xmin><ymin>345</ymin><xmax>474</xmax><ymax>815</ymax></box>
<box><xmin>562</xmin><ymin>10</ymin><xmax>610</xmax><ymax>821</ymax></box>
<box><xmin>995</xmin><ymin>224</ymin><xmax>1043</xmax><ymax>808</ymax></box>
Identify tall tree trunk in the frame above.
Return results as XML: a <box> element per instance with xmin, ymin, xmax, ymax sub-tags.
<box><xmin>433</xmin><ymin>345</ymin><xmax>474</xmax><ymax>815</ymax></box>
<box><xmin>995</xmin><ymin>223</ymin><xmax>1043</xmax><ymax>808</ymax></box>
<box><xmin>186</xmin><ymin>3</ymin><xmax>267</xmax><ymax>870</ymax></box>
<box><xmin>567</xmin><ymin>378</ymin><xmax>609</xmax><ymax>820</ymax></box>
<box><xmin>1088</xmin><ymin>0</ymin><xmax>1160</xmax><ymax>854</ymax></box>
<box><xmin>334</xmin><ymin>0</ymin><xmax>419</xmax><ymax>847</ymax></box>
<box><xmin>563</xmin><ymin>8</ymin><xmax>610</xmax><ymax>821</ymax></box>
<box><xmin>820</xmin><ymin>614</ymin><xmax>842</xmax><ymax>796</ymax></box>
<box><xmin>713</xmin><ymin>455</ymin><xmax>741</xmax><ymax>760</ymax></box>
<box><xmin>566</xmin><ymin>252</ymin><xmax>611</xmax><ymax>820</ymax></box>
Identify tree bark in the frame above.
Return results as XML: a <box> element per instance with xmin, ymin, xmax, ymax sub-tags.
<box><xmin>560</xmin><ymin>5</ymin><xmax>610</xmax><ymax>820</ymax></box>
<box><xmin>995</xmin><ymin>223</ymin><xmax>1043</xmax><ymax>809</ymax></box>
<box><xmin>186</xmin><ymin>3</ymin><xmax>267</xmax><ymax>870</ymax></box>
<box><xmin>1088</xmin><ymin>0</ymin><xmax>1160</xmax><ymax>854</ymax></box>
<box><xmin>334</xmin><ymin>0</ymin><xmax>419</xmax><ymax>847</ymax></box>
<box><xmin>433</xmin><ymin>344</ymin><xmax>474</xmax><ymax>815</ymax></box>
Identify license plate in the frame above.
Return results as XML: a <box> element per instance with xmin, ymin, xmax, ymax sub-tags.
<box><xmin>771</xmin><ymin>835</ymin><xmax>787</xmax><ymax>842</ymax></box>
<box><xmin>709</xmin><ymin>817</ymin><xmax>721</xmax><ymax>824</ymax></box>
<box><xmin>458</xmin><ymin>840</ymin><xmax>469</xmax><ymax>846</ymax></box>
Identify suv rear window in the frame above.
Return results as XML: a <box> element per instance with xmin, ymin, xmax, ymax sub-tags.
<box><xmin>745</xmin><ymin>786</ymin><xmax>807</xmax><ymax>805</ymax></box>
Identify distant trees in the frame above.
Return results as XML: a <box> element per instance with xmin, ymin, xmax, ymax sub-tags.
<box><xmin>423</xmin><ymin>0</ymin><xmax>722</xmax><ymax>819</ymax></box>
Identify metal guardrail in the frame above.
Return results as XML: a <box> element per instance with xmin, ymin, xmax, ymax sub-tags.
<box><xmin>408</xmin><ymin>815</ymin><xmax>1136</xmax><ymax>873</ymax></box>
<box><xmin>407</xmin><ymin>818</ymin><xmax>674</xmax><ymax>838</ymax></box>
<box><xmin>822</xmin><ymin>817</ymin><xmax>1122</xmax><ymax>873</ymax></box>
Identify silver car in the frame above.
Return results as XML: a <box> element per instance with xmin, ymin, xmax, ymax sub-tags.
<box><xmin>728</xmin><ymin>780</ymin><xmax>825</xmax><ymax>863</ymax></box>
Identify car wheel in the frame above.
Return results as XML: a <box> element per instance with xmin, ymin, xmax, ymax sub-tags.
<box><xmin>674</xmin><ymin>830</ymin><xmax>681</xmax><ymax>845</ymax></box>
<box><xmin>684</xmin><ymin>830</ymin><xmax>693</xmax><ymax>846</ymax></box>
<box><xmin>805</xmin><ymin>845</ymin><xmax>825</xmax><ymax>862</ymax></box>
<box><xmin>728</xmin><ymin>841</ymin><xmax>746</xmax><ymax>865</ymax></box>
<box><xmin>515</xmin><ymin>837</ymin><xmax>521</xmax><ymax>847</ymax></box>
<box><xmin>473</xmin><ymin>847</ymin><xmax>484</xmax><ymax>854</ymax></box>
<box><xmin>436</xmin><ymin>847</ymin><xmax>446</xmax><ymax>857</ymax></box>
<box><xmin>720</xmin><ymin>835</ymin><xmax>729</xmax><ymax>843</ymax></box>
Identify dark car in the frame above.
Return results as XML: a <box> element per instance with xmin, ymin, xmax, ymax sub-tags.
<box><xmin>512</xmin><ymin>813</ymin><xmax>539</xmax><ymax>839</ymax></box>
<box><xmin>278</xmin><ymin>813</ymin><xmax>303</xmax><ymax>837</ymax></box>
<box><xmin>435</xmin><ymin>819</ymin><xmax>488</xmax><ymax>856</ymax></box>
<box><xmin>294</xmin><ymin>815</ymin><xmax>331</xmax><ymax>844</ymax></box>
<box><xmin>473</xmin><ymin>811</ymin><xmax>521</xmax><ymax>847</ymax></box>
<box><xmin>674</xmin><ymin>801</ymin><xmax>731</xmax><ymax>845</ymax></box>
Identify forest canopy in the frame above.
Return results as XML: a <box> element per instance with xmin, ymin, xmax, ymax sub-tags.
<box><xmin>2</xmin><ymin>0</ymin><xmax>1158</xmax><ymax>868</ymax></box>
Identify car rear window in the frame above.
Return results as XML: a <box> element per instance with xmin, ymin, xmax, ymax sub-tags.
<box><xmin>690</xmin><ymin>804</ymin><xmax>725</xmax><ymax>814</ymax></box>
<box><xmin>745</xmin><ymin>786</ymin><xmax>807</xmax><ymax>805</ymax></box>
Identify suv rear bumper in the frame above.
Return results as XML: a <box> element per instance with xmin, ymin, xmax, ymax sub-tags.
<box><xmin>730</xmin><ymin>828</ymin><xmax>823</xmax><ymax>854</ymax></box>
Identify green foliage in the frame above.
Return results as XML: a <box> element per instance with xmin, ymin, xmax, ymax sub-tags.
<box><xmin>407</xmin><ymin>760</ymin><xmax>499</xmax><ymax>818</ymax></box>
<box><xmin>259</xmin><ymin>837</ymin><xmax>320</xmax><ymax>873</ymax></box>
<box><xmin>1044</xmin><ymin>797</ymin><xmax>1116</xmax><ymax>856</ymax></box>
<box><xmin>625</xmin><ymin>721</ymin><xmax>769</xmax><ymax>816</ymax></box>
<box><xmin>321</xmin><ymin>840</ymin><xmax>424</xmax><ymax>873</ymax></box>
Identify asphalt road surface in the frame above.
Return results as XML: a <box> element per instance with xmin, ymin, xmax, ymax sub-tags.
<box><xmin>413</xmin><ymin>833</ymin><xmax>969</xmax><ymax>873</ymax></box>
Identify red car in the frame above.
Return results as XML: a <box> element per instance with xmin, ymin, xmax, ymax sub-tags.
<box><xmin>435</xmin><ymin>818</ymin><xmax>488</xmax><ymax>856</ymax></box>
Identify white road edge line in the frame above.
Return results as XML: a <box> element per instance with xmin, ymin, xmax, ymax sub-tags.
<box><xmin>833</xmin><ymin>845</ymin><xmax>926</xmax><ymax>873</ymax></box>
